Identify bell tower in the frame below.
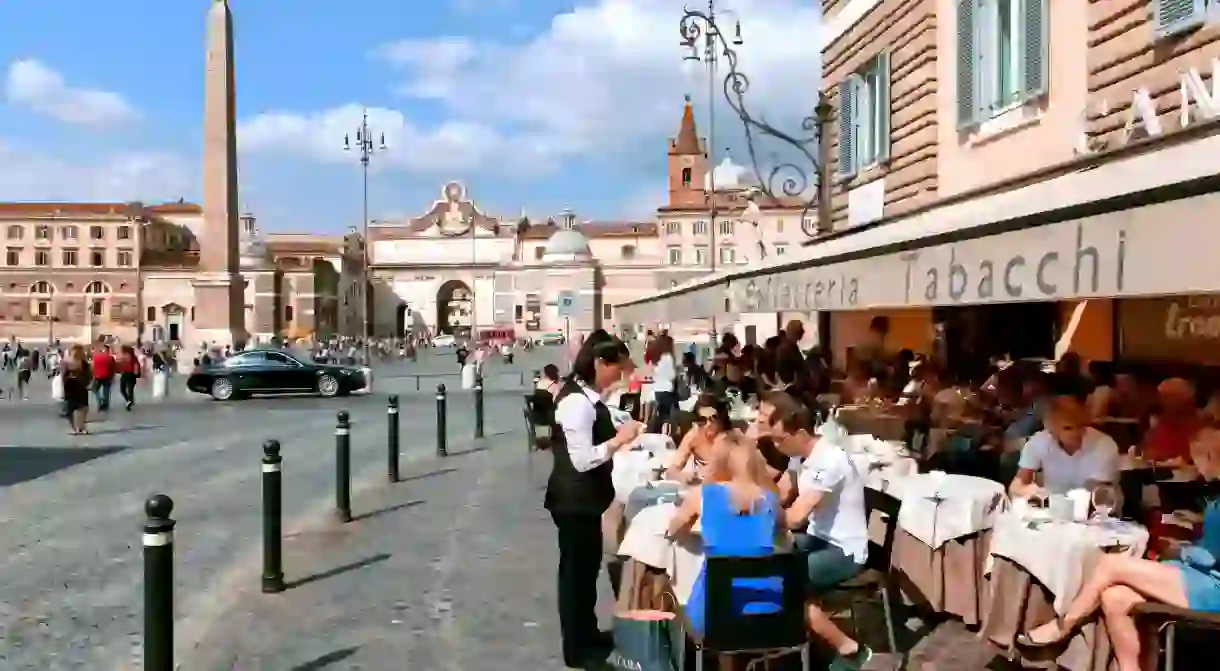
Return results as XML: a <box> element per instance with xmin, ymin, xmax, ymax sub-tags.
<box><xmin>667</xmin><ymin>95</ymin><xmax>708</xmax><ymax>209</ymax></box>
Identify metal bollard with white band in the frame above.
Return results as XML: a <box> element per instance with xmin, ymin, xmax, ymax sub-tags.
<box><xmin>261</xmin><ymin>439</ymin><xmax>285</xmax><ymax>593</ymax></box>
<box><xmin>436</xmin><ymin>383</ymin><xmax>448</xmax><ymax>457</ymax></box>
<box><xmin>335</xmin><ymin>411</ymin><xmax>352</xmax><ymax>522</ymax></box>
<box><xmin>474</xmin><ymin>375</ymin><xmax>485</xmax><ymax>440</ymax></box>
<box><xmin>387</xmin><ymin>395</ymin><xmax>400</xmax><ymax>483</ymax></box>
<box><xmin>143</xmin><ymin>494</ymin><xmax>175</xmax><ymax>671</ymax></box>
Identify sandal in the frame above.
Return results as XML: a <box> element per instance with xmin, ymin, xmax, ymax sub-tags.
<box><xmin>1016</xmin><ymin>620</ymin><xmax>1076</xmax><ymax>648</ymax></box>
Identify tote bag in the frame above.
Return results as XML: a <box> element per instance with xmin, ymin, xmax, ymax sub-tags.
<box><xmin>50</xmin><ymin>373</ymin><xmax>64</xmax><ymax>400</ymax></box>
<box><xmin>609</xmin><ymin>610</ymin><xmax>680</xmax><ymax>671</ymax></box>
<box><xmin>152</xmin><ymin>370</ymin><xmax>168</xmax><ymax>399</ymax></box>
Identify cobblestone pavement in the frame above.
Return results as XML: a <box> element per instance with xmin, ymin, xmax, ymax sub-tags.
<box><xmin>0</xmin><ymin>350</ymin><xmax>557</xmax><ymax>671</ymax></box>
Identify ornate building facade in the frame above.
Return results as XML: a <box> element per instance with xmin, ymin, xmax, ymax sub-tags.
<box><xmin>0</xmin><ymin>201</ymin><xmax>352</xmax><ymax>344</ymax></box>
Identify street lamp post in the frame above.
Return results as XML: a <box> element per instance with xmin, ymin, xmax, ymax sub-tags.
<box><xmin>127</xmin><ymin>201</ymin><xmax>146</xmax><ymax>345</ymax></box>
<box><xmin>679</xmin><ymin>4</ymin><xmax>830</xmax><ymax>237</ymax></box>
<box><xmin>343</xmin><ymin>109</ymin><xmax>386</xmax><ymax>341</ymax></box>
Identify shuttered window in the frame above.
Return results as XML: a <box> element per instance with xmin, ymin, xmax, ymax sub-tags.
<box><xmin>956</xmin><ymin>0</ymin><xmax>1048</xmax><ymax>129</ymax></box>
<box><xmin>836</xmin><ymin>53</ymin><xmax>891</xmax><ymax>180</ymax></box>
<box><xmin>1154</xmin><ymin>0</ymin><xmax>1206</xmax><ymax>38</ymax></box>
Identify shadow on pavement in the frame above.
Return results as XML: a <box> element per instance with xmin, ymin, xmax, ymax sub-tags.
<box><xmin>285</xmin><ymin>552</ymin><xmax>391</xmax><ymax>591</ymax></box>
<box><xmin>289</xmin><ymin>646</ymin><xmax>359</xmax><ymax>670</ymax></box>
<box><xmin>351</xmin><ymin>499</ymin><xmax>424</xmax><ymax>523</ymax></box>
<box><xmin>398</xmin><ymin>467</ymin><xmax>458</xmax><ymax>483</ymax></box>
<box><xmin>443</xmin><ymin>445</ymin><xmax>489</xmax><ymax>458</ymax></box>
<box><xmin>0</xmin><ymin>445</ymin><xmax>125</xmax><ymax>487</ymax></box>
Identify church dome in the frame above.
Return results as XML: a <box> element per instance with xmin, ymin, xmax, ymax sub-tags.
<box><xmin>543</xmin><ymin>228</ymin><xmax>592</xmax><ymax>262</ymax></box>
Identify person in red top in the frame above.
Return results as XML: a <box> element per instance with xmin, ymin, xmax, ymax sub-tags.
<box><xmin>90</xmin><ymin>343</ymin><xmax>116</xmax><ymax>412</ymax></box>
<box><xmin>1141</xmin><ymin>378</ymin><xmax>1203</xmax><ymax>463</ymax></box>
<box><xmin>116</xmin><ymin>345</ymin><xmax>141</xmax><ymax>411</ymax></box>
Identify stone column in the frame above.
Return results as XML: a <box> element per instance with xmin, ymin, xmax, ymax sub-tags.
<box><xmin>191</xmin><ymin>0</ymin><xmax>247</xmax><ymax>351</ymax></box>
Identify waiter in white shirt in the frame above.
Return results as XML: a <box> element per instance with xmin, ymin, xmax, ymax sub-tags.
<box><xmin>548</xmin><ymin>331</ymin><xmax>641</xmax><ymax>669</ymax></box>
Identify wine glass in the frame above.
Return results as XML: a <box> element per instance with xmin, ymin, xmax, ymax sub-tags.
<box><xmin>1091</xmin><ymin>483</ymin><xmax>1119</xmax><ymax>522</ymax></box>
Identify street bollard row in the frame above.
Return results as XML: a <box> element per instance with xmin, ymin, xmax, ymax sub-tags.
<box><xmin>144</xmin><ymin>382</ymin><xmax>496</xmax><ymax>666</ymax></box>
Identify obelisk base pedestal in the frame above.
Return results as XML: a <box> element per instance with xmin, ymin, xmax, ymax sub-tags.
<box><xmin>190</xmin><ymin>272</ymin><xmax>248</xmax><ymax>353</ymax></box>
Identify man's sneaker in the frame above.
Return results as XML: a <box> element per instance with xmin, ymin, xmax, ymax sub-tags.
<box><xmin>829</xmin><ymin>644</ymin><xmax>873</xmax><ymax>671</ymax></box>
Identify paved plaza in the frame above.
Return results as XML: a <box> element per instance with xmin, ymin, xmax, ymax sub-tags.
<box><xmin>0</xmin><ymin>348</ymin><xmax>1016</xmax><ymax>670</ymax></box>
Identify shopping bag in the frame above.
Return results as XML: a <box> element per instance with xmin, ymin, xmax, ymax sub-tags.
<box><xmin>461</xmin><ymin>363</ymin><xmax>475</xmax><ymax>390</ymax></box>
<box><xmin>50</xmin><ymin>373</ymin><xmax>64</xmax><ymax>400</ymax></box>
<box><xmin>152</xmin><ymin>371</ymin><xmax>168</xmax><ymax>399</ymax></box>
<box><xmin>608</xmin><ymin>610</ymin><xmax>680</xmax><ymax>671</ymax></box>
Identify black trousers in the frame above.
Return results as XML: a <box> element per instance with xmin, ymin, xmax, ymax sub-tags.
<box><xmin>551</xmin><ymin>511</ymin><xmax>616</xmax><ymax>667</ymax></box>
<box><xmin>119</xmin><ymin>372</ymin><xmax>138</xmax><ymax>406</ymax></box>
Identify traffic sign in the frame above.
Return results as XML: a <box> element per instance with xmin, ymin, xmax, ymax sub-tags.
<box><xmin>557</xmin><ymin>291</ymin><xmax>575</xmax><ymax>317</ymax></box>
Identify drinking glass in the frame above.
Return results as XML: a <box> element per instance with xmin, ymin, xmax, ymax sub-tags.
<box><xmin>1091</xmin><ymin>484</ymin><xmax>1118</xmax><ymax>522</ymax></box>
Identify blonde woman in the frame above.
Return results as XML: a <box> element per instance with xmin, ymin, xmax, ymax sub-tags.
<box><xmin>60</xmin><ymin>344</ymin><xmax>92</xmax><ymax>435</ymax></box>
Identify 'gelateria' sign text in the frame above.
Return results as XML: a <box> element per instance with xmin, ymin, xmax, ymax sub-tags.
<box><xmin>734</xmin><ymin>270</ymin><xmax>861</xmax><ymax>312</ymax></box>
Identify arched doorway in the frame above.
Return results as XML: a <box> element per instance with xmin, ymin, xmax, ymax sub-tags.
<box><xmin>436</xmin><ymin>279</ymin><xmax>472</xmax><ymax>338</ymax></box>
<box><xmin>394</xmin><ymin>303</ymin><xmax>409</xmax><ymax>338</ymax></box>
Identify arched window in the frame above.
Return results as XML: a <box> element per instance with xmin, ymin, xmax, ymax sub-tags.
<box><xmin>30</xmin><ymin>281</ymin><xmax>54</xmax><ymax>295</ymax></box>
<box><xmin>681</xmin><ymin>167</ymin><xmax>692</xmax><ymax>187</ymax></box>
<box><xmin>85</xmin><ymin>280</ymin><xmax>110</xmax><ymax>294</ymax></box>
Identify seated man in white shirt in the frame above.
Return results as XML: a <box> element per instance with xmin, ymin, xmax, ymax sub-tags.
<box><xmin>766</xmin><ymin>393</ymin><xmax>873</xmax><ymax>670</ymax></box>
<box><xmin>1009</xmin><ymin>395</ymin><xmax>1120</xmax><ymax>498</ymax></box>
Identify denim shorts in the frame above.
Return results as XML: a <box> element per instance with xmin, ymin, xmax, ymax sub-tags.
<box><xmin>794</xmin><ymin>534</ymin><xmax>863</xmax><ymax>594</ymax></box>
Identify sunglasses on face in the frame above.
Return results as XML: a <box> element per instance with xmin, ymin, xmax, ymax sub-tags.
<box><xmin>694</xmin><ymin>413</ymin><xmax>717</xmax><ymax>426</ymax></box>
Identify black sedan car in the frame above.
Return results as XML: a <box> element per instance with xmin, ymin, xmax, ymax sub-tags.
<box><xmin>186</xmin><ymin>348</ymin><xmax>368</xmax><ymax>401</ymax></box>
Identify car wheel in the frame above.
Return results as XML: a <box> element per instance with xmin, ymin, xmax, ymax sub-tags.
<box><xmin>318</xmin><ymin>373</ymin><xmax>340</xmax><ymax>398</ymax></box>
<box><xmin>210</xmin><ymin>377</ymin><xmax>235</xmax><ymax>401</ymax></box>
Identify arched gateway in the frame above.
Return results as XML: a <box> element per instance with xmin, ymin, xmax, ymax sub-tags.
<box><xmin>436</xmin><ymin>279</ymin><xmax>472</xmax><ymax>337</ymax></box>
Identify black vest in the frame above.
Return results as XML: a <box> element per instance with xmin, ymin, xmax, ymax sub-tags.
<box><xmin>545</xmin><ymin>379</ymin><xmax>617</xmax><ymax>515</ymax></box>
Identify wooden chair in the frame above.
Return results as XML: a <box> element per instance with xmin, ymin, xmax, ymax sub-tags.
<box><xmin>1133</xmin><ymin>602</ymin><xmax>1220</xmax><ymax>670</ymax></box>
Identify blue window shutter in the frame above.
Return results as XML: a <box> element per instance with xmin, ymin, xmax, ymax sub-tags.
<box><xmin>837</xmin><ymin>78</ymin><xmax>858</xmax><ymax>178</ymax></box>
<box><xmin>956</xmin><ymin>0</ymin><xmax>978</xmax><ymax>129</ymax></box>
<box><xmin>1154</xmin><ymin>0</ymin><xmax>1206</xmax><ymax>39</ymax></box>
<box><xmin>1020</xmin><ymin>0</ymin><xmax>1048</xmax><ymax>99</ymax></box>
<box><xmin>877</xmin><ymin>52</ymin><xmax>892</xmax><ymax>162</ymax></box>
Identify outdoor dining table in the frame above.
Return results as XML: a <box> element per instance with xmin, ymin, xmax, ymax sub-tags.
<box><xmin>981</xmin><ymin>512</ymin><xmax>1150</xmax><ymax>671</ymax></box>
<box><xmin>882</xmin><ymin>472</ymin><xmax>1007</xmax><ymax>625</ymax></box>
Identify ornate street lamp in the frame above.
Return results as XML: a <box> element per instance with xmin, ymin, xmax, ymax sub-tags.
<box><xmin>680</xmin><ymin>2</ymin><xmax>833</xmax><ymax>239</ymax></box>
<box><xmin>342</xmin><ymin>109</ymin><xmax>387</xmax><ymax>339</ymax></box>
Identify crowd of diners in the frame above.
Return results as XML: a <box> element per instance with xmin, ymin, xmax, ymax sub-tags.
<box><xmin>531</xmin><ymin>320</ymin><xmax>1220</xmax><ymax>671</ymax></box>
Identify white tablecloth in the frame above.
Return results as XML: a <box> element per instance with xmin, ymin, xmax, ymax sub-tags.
<box><xmin>887</xmin><ymin>473</ymin><xmax>1007</xmax><ymax>549</ymax></box>
<box><xmin>844</xmin><ymin>435</ymin><xmax>919</xmax><ymax>492</ymax></box>
<box><xmin>616</xmin><ymin>502</ymin><xmax>706</xmax><ymax>604</ymax></box>
<box><xmin>611</xmin><ymin>434</ymin><xmax>676</xmax><ymax>502</ymax></box>
<box><xmin>988</xmin><ymin>513</ymin><xmax>1149</xmax><ymax>614</ymax></box>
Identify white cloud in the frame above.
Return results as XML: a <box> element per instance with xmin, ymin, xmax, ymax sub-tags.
<box><xmin>0</xmin><ymin>140</ymin><xmax>192</xmax><ymax>202</ymax></box>
<box><xmin>240</xmin><ymin>0</ymin><xmax>821</xmax><ymax>180</ymax></box>
<box><xmin>4</xmin><ymin>59</ymin><xmax>139</xmax><ymax>127</ymax></box>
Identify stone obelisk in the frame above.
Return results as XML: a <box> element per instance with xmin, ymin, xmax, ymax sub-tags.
<box><xmin>191</xmin><ymin>0</ymin><xmax>247</xmax><ymax>351</ymax></box>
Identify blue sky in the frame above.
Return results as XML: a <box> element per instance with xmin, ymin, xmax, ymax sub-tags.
<box><xmin>0</xmin><ymin>0</ymin><xmax>820</xmax><ymax>234</ymax></box>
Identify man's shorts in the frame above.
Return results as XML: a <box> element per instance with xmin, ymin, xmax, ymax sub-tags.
<box><xmin>794</xmin><ymin>534</ymin><xmax>863</xmax><ymax>595</ymax></box>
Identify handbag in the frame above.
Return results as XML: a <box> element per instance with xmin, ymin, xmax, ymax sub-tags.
<box><xmin>609</xmin><ymin>610</ymin><xmax>680</xmax><ymax>671</ymax></box>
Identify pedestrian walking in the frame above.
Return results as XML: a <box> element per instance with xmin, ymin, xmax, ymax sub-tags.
<box><xmin>61</xmin><ymin>344</ymin><xmax>92</xmax><ymax>435</ymax></box>
<box><xmin>117</xmin><ymin>345</ymin><xmax>141</xmax><ymax>411</ymax></box>
<box><xmin>90</xmin><ymin>343</ymin><xmax>116</xmax><ymax>412</ymax></box>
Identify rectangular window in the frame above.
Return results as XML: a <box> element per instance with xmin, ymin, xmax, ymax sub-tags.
<box><xmin>665</xmin><ymin>221</ymin><xmax>680</xmax><ymax>235</ymax></box>
<box><xmin>34</xmin><ymin>249</ymin><xmax>50</xmax><ymax>266</ymax></box>
<box><xmin>774</xmin><ymin>244</ymin><xmax>788</xmax><ymax>256</ymax></box>
<box><xmin>718</xmin><ymin>220</ymin><xmax>734</xmax><ymax>236</ymax></box>
<box><xmin>955</xmin><ymin>0</ymin><xmax>1047</xmax><ymax>129</ymax></box>
<box><xmin>91</xmin><ymin>299</ymin><xmax>104</xmax><ymax>317</ymax></box>
<box><xmin>62</xmin><ymin>249</ymin><xmax>78</xmax><ymax>266</ymax></box>
<box><xmin>837</xmin><ymin>52</ymin><xmax>891</xmax><ymax>178</ymax></box>
<box><xmin>36</xmin><ymin>300</ymin><xmax>49</xmax><ymax>317</ymax></box>
<box><xmin>775</xmin><ymin>219</ymin><xmax>785</xmax><ymax>233</ymax></box>
<box><xmin>90</xmin><ymin>225</ymin><xmax>105</xmax><ymax>240</ymax></box>
<box><xmin>6</xmin><ymin>225</ymin><xmax>22</xmax><ymax>240</ymax></box>
<box><xmin>692</xmin><ymin>220</ymin><xmax>708</xmax><ymax>235</ymax></box>
<box><xmin>694</xmin><ymin>246</ymin><xmax>708</xmax><ymax>265</ymax></box>
<box><xmin>719</xmin><ymin>246</ymin><xmax>736</xmax><ymax>265</ymax></box>
<box><xmin>602</xmin><ymin>304</ymin><xmax>612</xmax><ymax>320</ymax></box>
<box><xmin>5</xmin><ymin>249</ymin><xmax>18</xmax><ymax>265</ymax></box>
<box><xmin>61</xmin><ymin>225</ymin><xmax>78</xmax><ymax>240</ymax></box>
<box><xmin>91</xmin><ymin>250</ymin><xmax>105</xmax><ymax>267</ymax></box>
<box><xmin>117</xmin><ymin>226</ymin><xmax>131</xmax><ymax>240</ymax></box>
<box><xmin>667</xmin><ymin>246</ymin><xmax>682</xmax><ymax>265</ymax></box>
<box><xmin>117</xmin><ymin>251</ymin><xmax>133</xmax><ymax>267</ymax></box>
<box><xmin>35</xmin><ymin>225</ymin><xmax>51</xmax><ymax>240</ymax></box>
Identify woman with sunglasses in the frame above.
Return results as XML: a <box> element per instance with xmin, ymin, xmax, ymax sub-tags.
<box><xmin>548</xmin><ymin>333</ymin><xmax>642</xmax><ymax>669</ymax></box>
<box><xmin>665</xmin><ymin>394</ymin><xmax>733</xmax><ymax>484</ymax></box>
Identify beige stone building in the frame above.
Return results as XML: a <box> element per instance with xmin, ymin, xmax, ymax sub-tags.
<box><xmin>622</xmin><ymin>0</ymin><xmax>1220</xmax><ymax>372</ymax></box>
<box><xmin>0</xmin><ymin>201</ymin><xmax>354</xmax><ymax>345</ymax></box>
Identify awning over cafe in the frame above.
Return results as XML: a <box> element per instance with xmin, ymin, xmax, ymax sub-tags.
<box><xmin>614</xmin><ymin>128</ymin><xmax>1220</xmax><ymax>321</ymax></box>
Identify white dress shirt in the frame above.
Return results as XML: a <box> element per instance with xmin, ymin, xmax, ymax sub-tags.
<box><xmin>555</xmin><ymin>382</ymin><xmax>616</xmax><ymax>473</ymax></box>
<box><xmin>652</xmin><ymin>353</ymin><xmax>676</xmax><ymax>394</ymax></box>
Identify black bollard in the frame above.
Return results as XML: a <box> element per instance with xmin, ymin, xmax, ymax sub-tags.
<box><xmin>436</xmin><ymin>383</ymin><xmax>448</xmax><ymax>457</ymax></box>
<box><xmin>387</xmin><ymin>395</ymin><xmax>400</xmax><ymax>483</ymax></box>
<box><xmin>335</xmin><ymin>411</ymin><xmax>352</xmax><ymax>522</ymax></box>
<box><xmin>261</xmin><ymin>439</ymin><xmax>285</xmax><ymax>593</ymax></box>
<box><xmin>474</xmin><ymin>374</ymin><xmax>485</xmax><ymax>440</ymax></box>
<box><xmin>143</xmin><ymin>494</ymin><xmax>175</xmax><ymax>671</ymax></box>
